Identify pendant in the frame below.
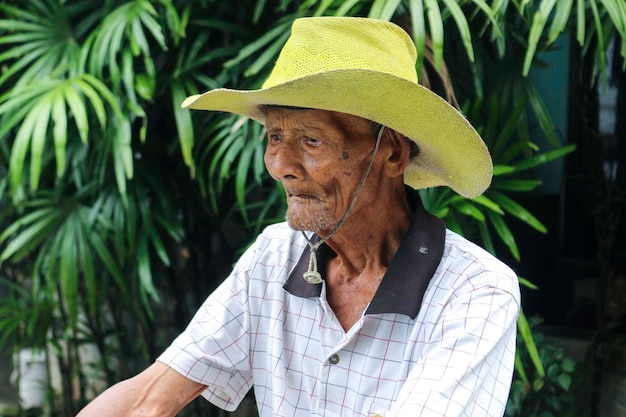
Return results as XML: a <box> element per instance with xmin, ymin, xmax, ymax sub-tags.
<box><xmin>303</xmin><ymin>270</ymin><xmax>323</xmax><ymax>284</ymax></box>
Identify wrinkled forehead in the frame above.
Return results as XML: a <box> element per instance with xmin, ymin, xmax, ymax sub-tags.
<box><xmin>260</xmin><ymin>105</ymin><xmax>381</xmax><ymax>136</ymax></box>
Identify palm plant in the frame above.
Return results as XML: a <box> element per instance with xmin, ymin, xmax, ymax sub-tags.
<box><xmin>0</xmin><ymin>0</ymin><xmax>624</xmax><ymax>415</ymax></box>
<box><xmin>0</xmin><ymin>1</ymin><xmax>193</xmax><ymax>413</ymax></box>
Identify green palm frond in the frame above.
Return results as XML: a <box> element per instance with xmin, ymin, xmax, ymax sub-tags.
<box><xmin>0</xmin><ymin>194</ymin><xmax>121</xmax><ymax>325</ymax></box>
<box><xmin>0</xmin><ymin>74</ymin><xmax>121</xmax><ymax>202</ymax></box>
<box><xmin>0</xmin><ymin>279</ymin><xmax>56</xmax><ymax>349</ymax></box>
<box><xmin>169</xmin><ymin>28</ymin><xmax>243</xmax><ymax>177</ymax></box>
<box><xmin>0</xmin><ymin>1</ymin><xmax>81</xmax><ymax>88</ymax></box>
<box><xmin>369</xmin><ymin>0</ymin><xmax>403</xmax><ymax>21</ymax></box>
<box><xmin>0</xmin><ymin>167</ymin><xmax>183</xmax><ymax>326</ymax></box>
<box><xmin>85</xmin><ymin>0</ymin><xmax>173</xmax><ymax>111</ymax></box>
<box><xmin>523</xmin><ymin>0</ymin><xmax>626</xmax><ymax>79</ymax></box>
<box><xmin>515</xmin><ymin>307</ymin><xmax>546</xmax><ymax>384</ymax></box>
<box><xmin>223</xmin><ymin>16</ymin><xmax>295</xmax><ymax>77</ymax></box>
<box><xmin>199</xmin><ymin>116</ymin><xmax>268</xmax><ymax>224</ymax></box>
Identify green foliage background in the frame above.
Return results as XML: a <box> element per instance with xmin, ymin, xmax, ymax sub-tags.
<box><xmin>0</xmin><ymin>0</ymin><xmax>624</xmax><ymax>415</ymax></box>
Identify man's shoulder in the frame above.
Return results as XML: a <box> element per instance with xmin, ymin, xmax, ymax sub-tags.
<box><xmin>247</xmin><ymin>222</ymin><xmax>309</xmax><ymax>260</ymax></box>
<box><xmin>257</xmin><ymin>221</ymin><xmax>304</xmax><ymax>245</ymax></box>
<box><xmin>441</xmin><ymin>229</ymin><xmax>519</xmax><ymax>292</ymax></box>
<box><xmin>231</xmin><ymin>222</ymin><xmax>309</xmax><ymax>288</ymax></box>
<box><xmin>443</xmin><ymin>229</ymin><xmax>507</xmax><ymax>264</ymax></box>
<box><xmin>258</xmin><ymin>221</ymin><xmax>291</xmax><ymax>236</ymax></box>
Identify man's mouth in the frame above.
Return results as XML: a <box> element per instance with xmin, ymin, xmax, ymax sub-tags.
<box><xmin>286</xmin><ymin>190</ymin><xmax>319</xmax><ymax>201</ymax></box>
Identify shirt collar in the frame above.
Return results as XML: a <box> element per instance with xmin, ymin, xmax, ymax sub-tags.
<box><xmin>283</xmin><ymin>188</ymin><xmax>446</xmax><ymax>319</ymax></box>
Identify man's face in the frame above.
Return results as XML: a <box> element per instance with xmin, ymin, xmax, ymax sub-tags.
<box><xmin>264</xmin><ymin>107</ymin><xmax>379</xmax><ymax>234</ymax></box>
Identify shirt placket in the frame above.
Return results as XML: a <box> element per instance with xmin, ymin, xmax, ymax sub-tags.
<box><xmin>310</xmin><ymin>283</ymin><xmax>366</xmax><ymax>416</ymax></box>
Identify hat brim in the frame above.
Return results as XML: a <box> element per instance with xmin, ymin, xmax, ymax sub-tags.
<box><xmin>182</xmin><ymin>69</ymin><xmax>492</xmax><ymax>198</ymax></box>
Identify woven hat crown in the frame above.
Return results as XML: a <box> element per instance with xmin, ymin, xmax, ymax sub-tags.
<box><xmin>263</xmin><ymin>17</ymin><xmax>418</xmax><ymax>88</ymax></box>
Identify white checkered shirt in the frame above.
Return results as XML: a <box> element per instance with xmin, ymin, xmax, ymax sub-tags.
<box><xmin>158</xmin><ymin>192</ymin><xmax>520</xmax><ymax>417</ymax></box>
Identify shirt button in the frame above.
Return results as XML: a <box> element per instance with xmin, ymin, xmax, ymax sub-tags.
<box><xmin>328</xmin><ymin>354</ymin><xmax>340</xmax><ymax>365</ymax></box>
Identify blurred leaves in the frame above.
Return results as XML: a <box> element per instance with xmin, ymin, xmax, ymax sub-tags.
<box><xmin>0</xmin><ymin>74</ymin><xmax>122</xmax><ymax>201</ymax></box>
<box><xmin>523</xmin><ymin>0</ymin><xmax>626</xmax><ymax>82</ymax></box>
<box><xmin>506</xmin><ymin>318</ymin><xmax>579</xmax><ymax>417</ymax></box>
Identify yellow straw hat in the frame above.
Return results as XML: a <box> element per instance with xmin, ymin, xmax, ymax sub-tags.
<box><xmin>182</xmin><ymin>16</ymin><xmax>492</xmax><ymax>198</ymax></box>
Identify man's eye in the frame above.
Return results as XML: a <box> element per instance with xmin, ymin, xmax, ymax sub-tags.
<box><xmin>304</xmin><ymin>136</ymin><xmax>321</xmax><ymax>146</ymax></box>
<box><xmin>268</xmin><ymin>134</ymin><xmax>281</xmax><ymax>143</ymax></box>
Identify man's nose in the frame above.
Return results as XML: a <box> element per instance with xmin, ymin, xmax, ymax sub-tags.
<box><xmin>265</xmin><ymin>142</ymin><xmax>303</xmax><ymax>181</ymax></box>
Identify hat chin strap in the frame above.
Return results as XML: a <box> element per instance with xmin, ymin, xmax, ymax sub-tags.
<box><xmin>301</xmin><ymin>126</ymin><xmax>385</xmax><ymax>284</ymax></box>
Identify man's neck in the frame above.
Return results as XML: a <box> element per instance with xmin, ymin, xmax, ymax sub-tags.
<box><xmin>321</xmin><ymin>185</ymin><xmax>412</xmax><ymax>276</ymax></box>
<box><xmin>320</xmin><ymin>186</ymin><xmax>412</xmax><ymax>330</ymax></box>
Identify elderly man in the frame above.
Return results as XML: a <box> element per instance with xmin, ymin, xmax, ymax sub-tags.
<box><xmin>78</xmin><ymin>16</ymin><xmax>519</xmax><ymax>417</ymax></box>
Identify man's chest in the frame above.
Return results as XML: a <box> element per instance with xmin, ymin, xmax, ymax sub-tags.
<box><xmin>250</xmin><ymin>294</ymin><xmax>424</xmax><ymax>416</ymax></box>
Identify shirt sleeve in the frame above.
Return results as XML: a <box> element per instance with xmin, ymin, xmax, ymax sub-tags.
<box><xmin>388</xmin><ymin>257</ymin><xmax>520</xmax><ymax>417</ymax></box>
<box><xmin>156</xmin><ymin>242</ymin><xmax>256</xmax><ymax>411</ymax></box>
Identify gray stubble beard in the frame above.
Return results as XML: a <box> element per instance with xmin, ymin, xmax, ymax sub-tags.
<box><xmin>286</xmin><ymin>206</ymin><xmax>337</xmax><ymax>235</ymax></box>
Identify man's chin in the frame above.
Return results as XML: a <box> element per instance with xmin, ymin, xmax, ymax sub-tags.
<box><xmin>286</xmin><ymin>212</ymin><xmax>335</xmax><ymax>234</ymax></box>
<box><xmin>286</xmin><ymin>218</ymin><xmax>318</xmax><ymax>233</ymax></box>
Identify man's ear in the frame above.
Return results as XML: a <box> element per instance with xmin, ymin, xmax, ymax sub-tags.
<box><xmin>381</xmin><ymin>129</ymin><xmax>410</xmax><ymax>178</ymax></box>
